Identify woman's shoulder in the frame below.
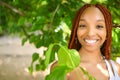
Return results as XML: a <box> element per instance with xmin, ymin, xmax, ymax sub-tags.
<box><xmin>109</xmin><ymin>59</ymin><xmax>120</xmax><ymax>76</ymax></box>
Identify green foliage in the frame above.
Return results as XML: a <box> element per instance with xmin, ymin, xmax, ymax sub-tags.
<box><xmin>32</xmin><ymin>52</ymin><xmax>39</xmax><ymax>63</ymax></box>
<box><xmin>112</xmin><ymin>28</ymin><xmax>120</xmax><ymax>54</ymax></box>
<box><xmin>45</xmin><ymin>43</ymin><xmax>56</xmax><ymax>67</ymax></box>
<box><xmin>46</xmin><ymin>45</ymin><xmax>81</xmax><ymax>80</ymax></box>
<box><xmin>45</xmin><ymin>65</ymin><xmax>68</xmax><ymax>80</ymax></box>
<box><xmin>0</xmin><ymin>26</ymin><xmax>3</xmax><ymax>35</ymax></box>
<box><xmin>29</xmin><ymin>43</ymin><xmax>97</xmax><ymax>80</ymax></box>
<box><xmin>1</xmin><ymin>0</ymin><xmax>120</xmax><ymax>80</ymax></box>
<box><xmin>0</xmin><ymin>0</ymin><xmax>120</xmax><ymax>48</ymax></box>
<box><xmin>58</xmin><ymin>46</ymin><xmax>80</xmax><ymax>69</ymax></box>
<box><xmin>1</xmin><ymin>0</ymin><xmax>120</xmax><ymax>51</ymax></box>
<box><xmin>28</xmin><ymin>52</ymin><xmax>39</xmax><ymax>74</ymax></box>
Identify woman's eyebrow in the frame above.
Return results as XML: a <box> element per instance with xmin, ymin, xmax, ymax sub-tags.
<box><xmin>79</xmin><ymin>19</ymin><xmax>85</xmax><ymax>21</ymax></box>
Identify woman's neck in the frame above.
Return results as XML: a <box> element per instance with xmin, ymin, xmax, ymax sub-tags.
<box><xmin>79</xmin><ymin>48</ymin><xmax>104</xmax><ymax>64</ymax></box>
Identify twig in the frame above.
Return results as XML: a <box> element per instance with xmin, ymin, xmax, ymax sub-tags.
<box><xmin>21</xmin><ymin>26</ymin><xmax>30</xmax><ymax>38</ymax></box>
<box><xmin>0</xmin><ymin>0</ymin><xmax>24</xmax><ymax>16</ymax></box>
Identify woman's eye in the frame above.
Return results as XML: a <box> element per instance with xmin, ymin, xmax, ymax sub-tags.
<box><xmin>96</xmin><ymin>25</ymin><xmax>104</xmax><ymax>29</ymax></box>
<box><xmin>79</xmin><ymin>25</ymin><xmax>86</xmax><ymax>28</ymax></box>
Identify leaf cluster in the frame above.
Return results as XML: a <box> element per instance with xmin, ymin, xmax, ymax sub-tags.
<box><xmin>29</xmin><ymin>43</ymin><xmax>96</xmax><ymax>80</ymax></box>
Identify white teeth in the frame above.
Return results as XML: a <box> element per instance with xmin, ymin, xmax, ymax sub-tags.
<box><xmin>85</xmin><ymin>39</ymin><xmax>97</xmax><ymax>44</ymax></box>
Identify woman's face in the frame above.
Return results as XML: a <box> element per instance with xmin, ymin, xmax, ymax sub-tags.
<box><xmin>77</xmin><ymin>7</ymin><xmax>106</xmax><ymax>51</ymax></box>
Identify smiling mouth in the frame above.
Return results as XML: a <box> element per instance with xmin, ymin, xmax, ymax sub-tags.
<box><xmin>85</xmin><ymin>39</ymin><xmax>98</xmax><ymax>44</ymax></box>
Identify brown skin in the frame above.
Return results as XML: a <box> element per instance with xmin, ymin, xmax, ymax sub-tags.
<box><xmin>67</xmin><ymin>61</ymin><xmax>120</xmax><ymax>80</ymax></box>
<box><xmin>51</xmin><ymin>6</ymin><xmax>120</xmax><ymax>80</ymax></box>
<box><xmin>67</xmin><ymin>6</ymin><xmax>120</xmax><ymax>80</ymax></box>
<box><xmin>115</xmin><ymin>62</ymin><xmax>120</xmax><ymax>76</ymax></box>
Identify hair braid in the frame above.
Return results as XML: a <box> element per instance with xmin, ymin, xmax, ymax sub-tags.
<box><xmin>95</xmin><ymin>4</ymin><xmax>112</xmax><ymax>59</ymax></box>
<box><xmin>68</xmin><ymin>4</ymin><xmax>91</xmax><ymax>50</ymax></box>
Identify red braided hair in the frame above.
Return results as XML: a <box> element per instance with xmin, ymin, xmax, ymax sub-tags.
<box><xmin>68</xmin><ymin>4</ymin><xmax>112</xmax><ymax>60</ymax></box>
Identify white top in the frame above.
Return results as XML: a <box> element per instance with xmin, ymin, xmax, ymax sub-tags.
<box><xmin>105</xmin><ymin>60</ymin><xmax>120</xmax><ymax>80</ymax></box>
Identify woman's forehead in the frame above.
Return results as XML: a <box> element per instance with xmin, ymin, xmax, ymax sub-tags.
<box><xmin>80</xmin><ymin>6</ymin><xmax>105</xmax><ymax>21</ymax></box>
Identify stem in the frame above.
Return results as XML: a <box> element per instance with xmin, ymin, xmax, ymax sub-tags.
<box><xmin>20</xmin><ymin>26</ymin><xmax>30</xmax><ymax>38</ymax></box>
<box><xmin>49</xmin><ymin>4</ymin><xmax>60</xmax><ymax>30</ymax></box>
<box><xmin>74</xmin><ymin>68</ymin><xmax>83</xmax><ymax>80</ymax></box>
<box><xmin>79</xmin><ymin>66</ymin><xmax>96</xmax><ymax>80</ymax></box>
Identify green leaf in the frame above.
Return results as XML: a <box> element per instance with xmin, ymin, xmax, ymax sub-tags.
<box><xmin>82</xmin><ymin>0</ymin><xmax>92</xmax><ymax>3</ymax></box>
<box><xmin>29</xmin><ymin>35</ymin><xmax>36</xmax><ymax>43</ymax></box>
<box><xmin>45</xmin><ymin>43</ymin><xmax>55</xmax><ymax>67</ymax></box>
<box><xmin>58</xmin><ymin>45</ymin><xmax>80</xmax><ymax>69</ymax></box>
<box><xmin>36</xmin><ymin>64</ymin><xmax>41</xmax><ymax>71</ymax></box>
<box><xmin>28</xmin><ymin>65</ymin><xmax>33</xmax><ymax>74</ymax></box>
<box><xmin>39</xmin><ymin>58</ymin><xmax>45</xmax><ymax>70</ymax></box>
<box><xmin>0</xmin><ymin>26</ymin><xmax>3</xmax><ymax>34</ymax></box>
<box><xmin>22</xmin><ymin>37</ymin><xmax>27</xmax><ymax>46</ymax></box>
<box><xmin>32</xmin><ymin>53</ymin><xmax>39</xmax><ymax>63</ymax></box>
<box><xmin>45</xmin><ymin>66</ymin><xmax>68</xmax><ymax>80</ymax></box>
<box><xmin>17</xmin><ymin>17</ymin><xmax>25</xmax><ymax>26</ymax></box>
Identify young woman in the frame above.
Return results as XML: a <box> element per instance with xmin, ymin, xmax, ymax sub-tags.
<box><xmin>67</xmin><ymin>4</ymin><xmax>120</xmax><ymax>80</ymax></box>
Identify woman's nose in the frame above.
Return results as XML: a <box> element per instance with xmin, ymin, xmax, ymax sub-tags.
<box><xmin>87</xmin><ymin>28</ymin><xmax>96</xmax><ymax>36</ymax></box>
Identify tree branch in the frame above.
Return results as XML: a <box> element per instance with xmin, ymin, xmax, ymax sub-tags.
<box><xmin>0</xmin><ymin>0</ymin><xmax>25</xmax><ymax>16</ymax></box>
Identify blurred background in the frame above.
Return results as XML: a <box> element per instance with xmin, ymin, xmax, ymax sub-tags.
<box><xmin>0</xmin><ymin>0</ymin><xmax>120</xmax><ymax>80</ymax></box>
